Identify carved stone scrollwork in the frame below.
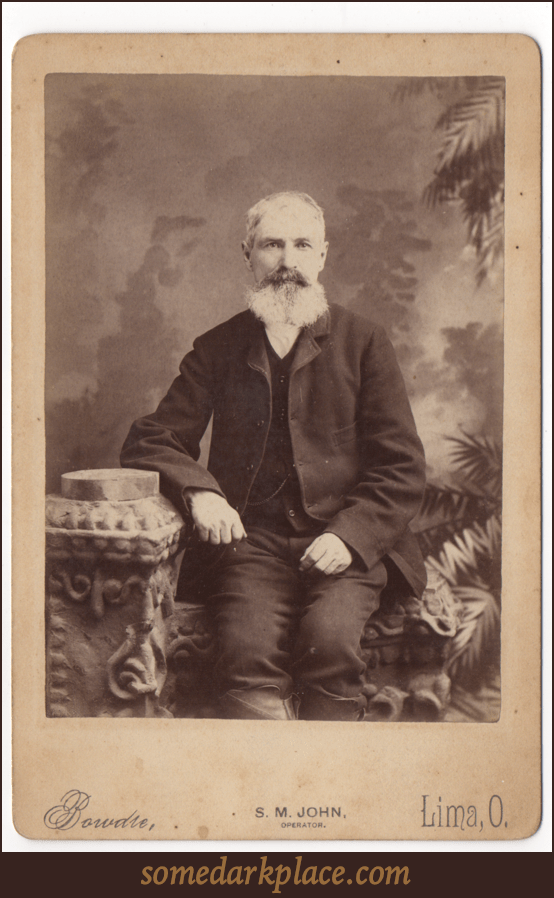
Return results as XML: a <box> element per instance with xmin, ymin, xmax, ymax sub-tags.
<box><xmin>46</xmin><ymin>471</ymin><xmax>462</xmax><ymax>720</ymax></box>
<box><xmin>360</xmin><ymin>565</ymin><xmax>463</xmax><ymax>721</ymax></box>
<box><xmin>160</xmin><ymin>605</ymin><xmax>218</xmax><ymax>718</ymax></box>
<box><xmin>45</xmin><ymin>470</ymin><xmax>185</xmax><ymax>718</ymax></box>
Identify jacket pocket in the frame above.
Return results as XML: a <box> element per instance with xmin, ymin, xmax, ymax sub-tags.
<box><xmin>331</xmin><ymin>422</ymin><xmax>357</xmax><ymax>447</ymax></box>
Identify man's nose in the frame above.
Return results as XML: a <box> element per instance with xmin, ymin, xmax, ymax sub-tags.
<box><xmin>280</xmin><ymin>244</ymin><xmax>297</xmax><ymax>269</ymax></box>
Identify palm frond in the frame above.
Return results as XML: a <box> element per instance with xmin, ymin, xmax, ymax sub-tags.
<box><xmin>462</xmin><ymin>179</ymin><xmax>504</xmax><ymax>241</ymax></box>
<box><xmin>434</xmin><ymin>78</ymin><xmax>505</xmax><ymax>171</ymax></box>
<box><xmin>418</xmin><ymin>482</ymin><xmax>499</xmax><ymax>523</ymax></box>
<box><xmin>426</xmin><ymin>520</ymin><xmax>500</xmax><ymax>587</ymax></box>
<box><xmin>424</xmin><ymin>77</ymin><xmax>505</xmax><ymax>284</ymax></box>
<box><xmin>475</xmin><ymin>197</ymin><xmax>504</xmax><ymax>284</ymax></box>
<box><xmin>423</xmin><ymin>178</ymin><xmax>463</xmax><ymax>208</ymax></box>
<box><xmin>446</xmin><ymin>585</ymin><xmax>500</xmax><ymax>680</ymax></box>
<box><xmin>446</xmin><ymin>432</ymin><xmax>502</xmax><ymax>495</ymax></box>
<box><xmin>419</xmin><ymin>427</ymin><xmax>503</xmax><ymax>692</ymax></box>
<box><xmin>418</xmin><ymin>484</ymin><xmax>470</xmax><ymax>520</ymax></box>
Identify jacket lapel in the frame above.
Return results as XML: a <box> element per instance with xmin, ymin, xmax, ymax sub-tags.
<box><xmin>245</xmin><ymin>307</ymin><xmax>331</xmax><ymax>377</ymax></box>
<box><xmin>290</xmin><ymin>308</ymin><xmax>331</xmax><ymax>374</ymax></box>
<box><xmin>246</xmin><ymin>317</ymin><xmax>271</xmax><ymax>381</ymax></box>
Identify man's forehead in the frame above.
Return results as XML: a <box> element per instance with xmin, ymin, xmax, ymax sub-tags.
<box><xmin>255</xmin><ymin>200</ymin><xmax>324</xmax><ymax>239</ymax></box>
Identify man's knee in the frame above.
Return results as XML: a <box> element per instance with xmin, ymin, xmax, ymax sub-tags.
<box><xmin>297</xmin><ymin>622</ymin><xmax>358</xmax><ymax>661</ymax></box>
<box><xmin>217</xmin><ymin>622</ymin><xmax>273</xmax><ymax>660</ymax></box>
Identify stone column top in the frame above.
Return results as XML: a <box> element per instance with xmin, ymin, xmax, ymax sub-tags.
<box><xmin>61</xmin><ymin>468</ymin><xmax>159</xmax><ymax>502</ymax></box>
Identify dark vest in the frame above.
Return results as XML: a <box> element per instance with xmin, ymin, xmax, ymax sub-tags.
<box><xmin>243</xmin><ymin>332</ymin><xmax>323</xmax><ymax>536</ymax></box>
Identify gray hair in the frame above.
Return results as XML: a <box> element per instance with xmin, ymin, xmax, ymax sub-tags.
<box><xmin>244</xmin><ymin>191</ymin><xmax>326</xmax><ymax>250</ymax></box>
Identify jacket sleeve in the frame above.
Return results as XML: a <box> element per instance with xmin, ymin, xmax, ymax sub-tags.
<box><xmin>120</xmin><ymin>336</ymin><xmax>226</xmax><ymax>519</ymax></box>
<box><xmin>324</xmin><ymin>324</ymin><xmax>426</xmax><ymax>571</ymax></box>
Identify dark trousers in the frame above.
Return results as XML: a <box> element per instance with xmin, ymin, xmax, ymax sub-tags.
<box><xmin>207</xmin><ymin>527</ymin><xmax>387</xmax><ymax>700</ymax></box>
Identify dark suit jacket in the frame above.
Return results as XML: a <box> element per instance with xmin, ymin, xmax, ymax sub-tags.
<box><xmin>121</xmin><ymin>304</ymin><xmax>427</xmax><ymax>597</ymax></box>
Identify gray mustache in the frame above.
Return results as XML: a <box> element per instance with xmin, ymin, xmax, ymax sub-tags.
<box><xmin>259</xmin><ymin>267</ymin><xmax>309</xmax><ymax>289</ymax></box>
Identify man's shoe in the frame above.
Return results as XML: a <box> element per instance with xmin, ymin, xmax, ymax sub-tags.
<box><xmin>220</xmin><ymin>685</ymin><xmax>298</xmax><ymax>720</ymax></box>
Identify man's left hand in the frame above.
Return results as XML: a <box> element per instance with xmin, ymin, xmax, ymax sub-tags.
<box><xmin>299</xmin><ymin>533</ymin><xmax>353</xmax><ymax>576</ymax></box>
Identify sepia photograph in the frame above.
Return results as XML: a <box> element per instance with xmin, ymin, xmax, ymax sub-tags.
<box><xmin>44</xmin><ymin>72</ymin><xmax>504</xmax><ymax>724</ymax></box>
<box><xmin>11</xmin><ymin>32</ymin><xmax>541</xmax><ymax>842</ymax></box>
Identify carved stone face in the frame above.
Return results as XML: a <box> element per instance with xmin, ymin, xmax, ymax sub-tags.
<box><xmin>242</xmin><ymin>199</ymin><xmax>328</xmax><ymax>287</ymax></box>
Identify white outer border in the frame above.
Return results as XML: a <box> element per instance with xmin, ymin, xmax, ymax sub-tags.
<box><xmin>3</xmin><ymin>0</ymin><xmax>551</xmax><ymax>855</ymax></box>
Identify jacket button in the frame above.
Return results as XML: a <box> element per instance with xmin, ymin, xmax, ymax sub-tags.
<box><xmin>246</xmin><ymin>464</ymin><xmax>254</xmax><ymax>471</ymax></box>
<box><xmin>288</xmin><ymin>510</ymin><xmax>295</xmax><ymax>517</ymax></box>
<box><xmin>257</xmin><ymin>421</ymin><xmax>264</xmax><ymax>427</ymax></box>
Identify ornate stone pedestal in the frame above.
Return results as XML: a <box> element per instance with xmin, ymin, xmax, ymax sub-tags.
<box><xmin>360</xmin><ymin>566</ymin><xmax>462</xmax><ymax>721</ymax></box>
<box><xmin>46</xmin><ymin>470</ymin><xmax>461</xmax><ymax>721</ymax></box>
<box><xmin>45</xmin><ymin>470</ymin><xmax>186</xmax><ymax>718</ymax></box>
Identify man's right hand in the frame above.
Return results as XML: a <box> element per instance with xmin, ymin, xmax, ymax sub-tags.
<box><xmin>184</xmin><ymin>489</ymin><xmax>247</xmax><ymax>545</ymax></box>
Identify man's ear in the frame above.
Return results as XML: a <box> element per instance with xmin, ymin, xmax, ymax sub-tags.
<box><xmin>242</xmin><ymin>241</ymin><xmax>252</xmax><ymax>270</ymax></box>
<box><xmin>318</xmin><ymin>241</ymin><xmax>329</xmax><ymax>272</ymax></box>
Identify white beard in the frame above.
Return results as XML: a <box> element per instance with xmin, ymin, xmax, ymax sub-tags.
<box><xmin>245</xmin><ymin>281</ymin><xmax>328</xmax><ymax>328</ymax></box>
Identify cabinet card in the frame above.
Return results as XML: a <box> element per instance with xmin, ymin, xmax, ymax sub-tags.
<box><xmin>12</xmin><ymin>33</ymin><xmax>541</xmax><ymax>841</ymax></box>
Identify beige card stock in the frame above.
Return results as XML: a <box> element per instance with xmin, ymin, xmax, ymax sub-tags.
<box><xmin>12</xmin><ymin>33</ymin><xmax>541</xmax><ymax>841</ymax></box>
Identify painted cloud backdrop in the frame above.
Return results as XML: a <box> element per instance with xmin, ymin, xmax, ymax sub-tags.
<box><xmin>45</xmin><ymin>75</ymin><xmax>503</xmax><ymax>493</ymax></box>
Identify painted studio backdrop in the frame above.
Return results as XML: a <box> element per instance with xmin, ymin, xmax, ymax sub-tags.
<box><xmin>45</xmin><ymin>75</ymin><xmax>504</xmax><ymax>718</ymax></box>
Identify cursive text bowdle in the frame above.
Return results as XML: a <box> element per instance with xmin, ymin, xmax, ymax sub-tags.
<box><xmin>44</xmin><ymin>790</ymin><xmax>91</xmax><ymax>830</ymax></box>
<box><xmin>44</xmin><ymin>790</ymin><xmax>154</xmax><ymax>832</ymax></box>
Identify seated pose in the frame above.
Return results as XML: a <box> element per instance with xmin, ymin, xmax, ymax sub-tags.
<box><xmin>121</xmin><ymin>191</ymin><xmax>426</xmax><ymax>720</ymax></box>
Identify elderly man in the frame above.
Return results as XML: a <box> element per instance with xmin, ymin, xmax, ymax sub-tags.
<box><xmin>121</xmin><ymin>191</ymin><xmax>426</xmax><ymax>721</ymax></box>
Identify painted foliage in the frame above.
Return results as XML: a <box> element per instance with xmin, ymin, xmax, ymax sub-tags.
<box><xmin>45</xmin><ymin>75</ymin><xmax>504</xmax><ymax>710</ymax></box>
